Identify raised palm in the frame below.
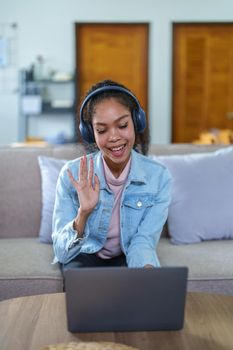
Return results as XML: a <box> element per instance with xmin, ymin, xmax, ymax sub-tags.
<box><xmin>67</xmin><ymin>155</ymin><xmax>100</xmax><ymax>215</ymax></box>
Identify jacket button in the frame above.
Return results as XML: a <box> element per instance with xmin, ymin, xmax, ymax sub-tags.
<box><xmin>137</xmin><ymin>201</ymin><xmax>142</xmax><ymax>207</ymax></box>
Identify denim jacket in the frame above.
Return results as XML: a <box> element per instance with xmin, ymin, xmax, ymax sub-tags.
<box><xmin>52</xmin><ymin>149</ymin><xmax>171</xmax><ymax>268</ymax></box>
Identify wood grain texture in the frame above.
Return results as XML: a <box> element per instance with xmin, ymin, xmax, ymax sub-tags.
<box><xmin>76</xmin><ymin>24</ymin><xmax>148</xmax><ymax>109</ymax></box>
<box><xmin>173</xmin><ymin>23</ymin><xmax>233</xmax><ymax>142</ymax></box>
<box><xmin>1</xmin><ymin>292</ymin><xmax>233</xmax><ymax>350</ymax></box>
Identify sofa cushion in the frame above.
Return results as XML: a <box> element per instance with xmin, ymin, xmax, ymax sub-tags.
<box><xmin>0</xmin><ymin>238</ymin><xmax>63</xmax><ymax>300</ymax></box>
<box><xmin>157</xmin><ymin>237</ymin><xmax>233</xmax><ymax>294</ymax></box>
<box><xmin>153</xmin><ymin>147</ymin><xmax>233</xmax><ymax>244</ymax></box>
<box><xmin>0</xmin><ymin>144</ymin><xmax>84</xmax><ymax>239</ymax></box>
<box><xmin>38</xmin><ymin>156</ymin><xmax>67</xmax><ymax>243</ymax></box>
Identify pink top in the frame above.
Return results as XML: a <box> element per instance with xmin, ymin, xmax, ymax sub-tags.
<box><xmin>96</xmin><ymin>156</ymin><xmax>131</xmax><ymax>259</ymax></box>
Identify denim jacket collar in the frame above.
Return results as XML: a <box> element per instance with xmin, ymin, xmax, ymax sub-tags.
<box><xmin>94</xmin><ymin>149</ymin><xmax>146</xmax><ymax>191</ymax></box>
<box><xmin>128</xmin><ymin>150</ymin><xmax>147</xmax><ymax>184</ymax></box>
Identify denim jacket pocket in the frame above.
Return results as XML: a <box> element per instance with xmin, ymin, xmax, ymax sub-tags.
<box><xmin>123</xmin><ymin>193</ymin><xmax>157</xmax><ymax>210</ymax></box>
<box><xmin>122</xmin><ymin>193</ymin><xmax>157</xmax><ymax>237</ymax></box>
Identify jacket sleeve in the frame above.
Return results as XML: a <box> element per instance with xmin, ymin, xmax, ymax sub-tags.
<box><xmin>52</xmin><ymin>164</ymin><xmax>89</xmax><ymax>264</ymax></box>
<box><xmin>126</xmin><ymin>168</ymin><xmax>172</xmax><ymax>268</ymax></box>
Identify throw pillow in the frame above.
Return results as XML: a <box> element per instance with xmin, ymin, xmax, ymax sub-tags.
<box><xmin>38</xmin><ymin>156</ymin><xmax>67</xmax><ymax>243</ymax></box>
<box><xmin>151</xmin><ymin>147</ymin><xmax>233</xmax><ymax>244</ymax></box>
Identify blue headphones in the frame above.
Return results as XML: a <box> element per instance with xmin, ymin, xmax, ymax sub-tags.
<box><xmin>79</xmin><ymin>85</ymin><xmax>146</xmax><ymax>143</ymax></box>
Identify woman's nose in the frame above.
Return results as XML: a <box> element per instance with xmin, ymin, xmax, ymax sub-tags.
<box><xmin>108</xmin><ymin>128</ymin><xmax>120</xmax><ymax>142</ymax></box>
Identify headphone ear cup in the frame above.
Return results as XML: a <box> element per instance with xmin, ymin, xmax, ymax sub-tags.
<box><xmin>79</xmin><ymin>120</ymin><xmax>95</xmax><ymax>143</ymax></box>
<box><xmin>133</xmin><ymin>108</ymin><xmax>146</xmax><ymax>133</ymax></box>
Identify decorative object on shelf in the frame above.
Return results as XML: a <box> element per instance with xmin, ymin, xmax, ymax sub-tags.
<box><xmin>34</xmin><ymin>55</ymin><xmax>45</xmax><ymax>80</ymax></box>
<box><xmin>51</xmin><ymin>71</ymin><xmax>73</xmax><ymax>82</ymax></box>
<box><xmin>51</xmin><ymin>99</ymin><xmax>73</xmax><ymax>108</ymax></box>
<box><xmin>21</xmin><ymin>95</ymin><xmax>42</xmax><ymax>114</ymax></box>
<box><xmin>45</xmin><ymin>132</ymin><xmax>68</xmax><ymax>144</ymax></box>
<box><xmin>193</xmin><ymin>128</ymin><xmax>233</xmax><ymax>145</ymax></box>
<box><xmin>25</xmin><ymin>54</ymin><xmax>74</xmax><ymax>82</ymax></box>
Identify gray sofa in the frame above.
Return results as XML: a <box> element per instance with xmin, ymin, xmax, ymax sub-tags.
<box><xmin>0</xmin><ymin>143</ymin><xmax>232</xmax><ymax>301</ymax></box>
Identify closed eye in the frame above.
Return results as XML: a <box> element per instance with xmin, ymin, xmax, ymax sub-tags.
<box><xmin>119</xmin><ymin>123</ymin><xmax>128</xmax><ymax>129</ymax></box>
<box><xmin>96</xmin><ymin>129</ymin><xmax>106</xmax><ymax>134</ymax></box>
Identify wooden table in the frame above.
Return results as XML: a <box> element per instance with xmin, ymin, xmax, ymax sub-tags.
<box><xmin>0</xmin><ymin>292</ymin><xmax>233</xmax><ymax>350</ymax></box>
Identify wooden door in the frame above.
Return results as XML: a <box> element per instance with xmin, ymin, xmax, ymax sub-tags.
<box><xmin>173</xmin><ymin>23</ymin><xmax>233</xmax><ymax>143</ymax></box>
<box><xmin>75</xmin><ymin>23</ymin><xmax>149</xmax><ymax>140</ymax></box>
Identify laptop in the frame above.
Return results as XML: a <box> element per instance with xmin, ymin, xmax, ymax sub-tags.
<box><xmin>64</xmin><ymin>266</ymin><xmax>188</xmax><ymax>333</ymax></box>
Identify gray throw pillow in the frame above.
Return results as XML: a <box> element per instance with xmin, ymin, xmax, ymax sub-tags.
<box><xmin>151</xmin><ymin>147</ymin><xmax>233</xmax><ymax>244</ymax></box>
<box><xmin>38</xmin><ymin>156</ymin><xmax>67</xmax><ymax>243</ymax></box>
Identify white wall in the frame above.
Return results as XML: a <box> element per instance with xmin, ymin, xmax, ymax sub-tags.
<box><xmin>1</xmin><ymin>0</ymin><xmax>233</xmax><ymax>145</ymax></box>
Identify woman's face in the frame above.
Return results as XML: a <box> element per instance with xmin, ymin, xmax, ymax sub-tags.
<box><xmin>92</xmin><ymin>97</ymin><xmax>135</xmax><ymax>177</ymax></box>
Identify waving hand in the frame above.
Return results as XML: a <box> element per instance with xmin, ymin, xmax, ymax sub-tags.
<box><xmin>67</xmin><ymin>155</ymin><xmax>100</xmax><ymax>215</ymax></box>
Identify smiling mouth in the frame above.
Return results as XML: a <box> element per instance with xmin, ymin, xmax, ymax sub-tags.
<box><xmin>109</xmin><ymin>145</ymin><xmax>125</xmax><ymax>152</ymax></box>
<box><xmin>108</xmin><ymin>144</ymin><xmax>127</xmax><ymax>157</ymax></box>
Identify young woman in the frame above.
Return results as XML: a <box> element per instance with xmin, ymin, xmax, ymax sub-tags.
<box><xmin>52</xmin><ymin>80</ymin><xmax>171</xmax><ymax>270</ymax></box>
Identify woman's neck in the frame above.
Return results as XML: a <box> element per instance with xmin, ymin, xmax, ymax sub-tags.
<box><xmin>103</xmin><ymin>155</ymin><xmax>131</xmax><ymax>178</ymax></box>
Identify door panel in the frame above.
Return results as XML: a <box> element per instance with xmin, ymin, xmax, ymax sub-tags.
<box><xmin>75</xmin><ymin>23</ymin><xmax>149</xmax><ymax>140</ymax></box>
<box><xmin>173</xmin><ymin>24</ymin><xmax>233</xmax><ymax>142</ymax></box>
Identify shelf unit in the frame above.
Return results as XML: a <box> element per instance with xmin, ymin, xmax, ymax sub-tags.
<box><xmin>19</xmin><ymin>70</ymin><xmax>77</xmax><ymax>143</ymax></box>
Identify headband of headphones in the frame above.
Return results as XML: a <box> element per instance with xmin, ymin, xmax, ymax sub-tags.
<box><xmin>79</xmin><ymin>85</ymin><xmax>146</xmax><ymax>143</ymax></box>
